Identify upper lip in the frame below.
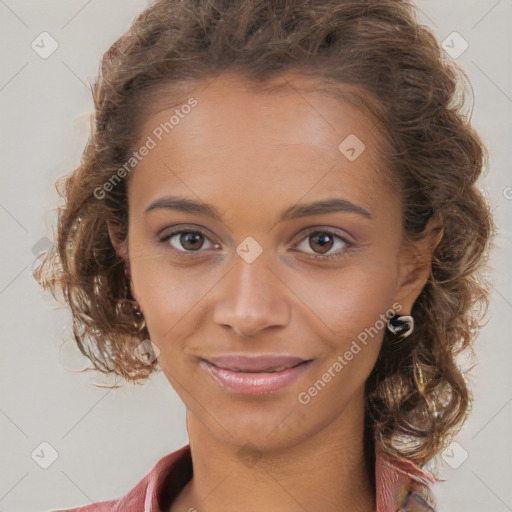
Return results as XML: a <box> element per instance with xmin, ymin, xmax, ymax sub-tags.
<box><xmin>202</xmin><ymin>355</ymin><xmax>311</xmax><ymax>372</ymax></box>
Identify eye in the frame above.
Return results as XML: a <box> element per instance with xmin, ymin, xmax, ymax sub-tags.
<box><xmin>292</xmin><ymin>229</ymin><xmax>353</xmax><ymax>260</ymax></box>
<box><xmin>158</xmin><ymin>225</ymin><xmax>354</xmax><ymax>261</ymax></box>
<box><xmin>158</xmin><ymin>226</ymin><xmax>219</xmax><ymax>255</ymax></box>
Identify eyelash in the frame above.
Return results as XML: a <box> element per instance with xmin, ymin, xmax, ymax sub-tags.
<box><xmin>157</xmin><ymin>225</ymin><xmax>354</xmax><ymax>261</ymax></box>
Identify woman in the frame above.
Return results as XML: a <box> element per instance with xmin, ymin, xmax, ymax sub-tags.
<box><xmin>34</xmin><ymin>0</ymin><xmax>495</xmax><ymax>511</ymax></box>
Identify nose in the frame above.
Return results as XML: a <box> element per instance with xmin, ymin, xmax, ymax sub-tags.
<box><xmin>213</xmin><ymin>254</ymin><xmax>291</xmax><ymax>338</ymax></box>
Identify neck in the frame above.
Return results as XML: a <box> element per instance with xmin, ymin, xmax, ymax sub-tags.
<box><xmin>172</xmin><ymin>391</ymin><xmax>375</xmax><ymax>512</ymax></box>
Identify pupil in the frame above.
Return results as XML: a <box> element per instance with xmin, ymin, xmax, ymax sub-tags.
<box><xmin>181</xmin><ymin>232</ymin><xmax>203</xmax><ymax>250</ymax></box>
<box><xmin>311</xmin><ymin>232</ymin><xmax>333</xmax><ymax>254</ymax></box>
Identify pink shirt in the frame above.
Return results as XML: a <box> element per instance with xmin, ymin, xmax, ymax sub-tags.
<box><xmin>54</xmin><ymin>443</ymin><xmax>437</xmax><ymax>512</ymax></box>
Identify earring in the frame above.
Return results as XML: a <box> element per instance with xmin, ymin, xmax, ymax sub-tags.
<box><xmin>132</xmin><ymin>302</ymin><xmax>146</xmax><ymax>332</ymax></box>
<box><xmin>386</xmin><ymin>314</ymin><xmax>414</xmax><ymax>341</ymax></box>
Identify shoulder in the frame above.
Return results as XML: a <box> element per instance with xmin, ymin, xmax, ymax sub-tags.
<box><xmin>50</xmin><ymin>444</ymin><xmax>191</xmax><ymax>512</ymax></box>
<box><xmin>375</xmin><ymin>444</ymin><xmax>439</xmax><ymax>512</ymax></box>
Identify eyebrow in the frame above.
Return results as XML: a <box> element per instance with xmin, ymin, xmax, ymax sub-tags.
<box><xmin>145</xmin><ymin>195</ymin><xmax>373</xmax><ymax>222</ymax></box>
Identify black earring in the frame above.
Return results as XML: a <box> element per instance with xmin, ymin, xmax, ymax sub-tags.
<box><xmin>386</xmin><ymin>314</ymin><xmax>414</xmax><ymax>341</ymax></box>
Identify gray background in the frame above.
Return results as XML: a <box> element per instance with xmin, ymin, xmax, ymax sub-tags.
<box><xmin>0</xmin><ymin>1</ymin><xmax>511</xmax><ymax>511</ymax></box>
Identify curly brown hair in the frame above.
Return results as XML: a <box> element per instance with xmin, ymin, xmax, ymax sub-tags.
<box><xmin>33</xmin><ymin>0</ymin><xmax>495</xmax><ymax>476</ymax></box>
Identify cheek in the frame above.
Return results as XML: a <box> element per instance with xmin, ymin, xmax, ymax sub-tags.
<box><xmin>291</xmin><ymin>268</ymin><xmax>395</xmax><ymax>422</ymax></box>
<box><xmin>129</xmin><ymin>256</ymin><xmax>205</xmax><ymax>349</ymax></box>
<box><xmin>292</xmin><ymin>261</ymin><xmax>397</xmax><ymax>352</ymax></box>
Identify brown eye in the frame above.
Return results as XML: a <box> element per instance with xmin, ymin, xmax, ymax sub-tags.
<box><xmin>178</xmin><ymin>232</ymin><xmax>205</xmax><ymax>251</ymax></box>
<box><xmin>158</xmin><ymin>227</ymin><xmax>218</xmax><ymax>255</ymax></box>
<box><xmin>293</xmin><ymin>229</ymin><xmax>352</xmax><ymax>260</ymax></box>
<box><xmin>308</xmin><ymin>232</ymin><xmax>334</xmax><ymax>254</ymax></box>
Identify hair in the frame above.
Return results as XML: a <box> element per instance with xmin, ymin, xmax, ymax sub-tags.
<box><xmin>34</xmin><ymin>0</ymin><xmax>495</xmax><ymax>486</ymax></box>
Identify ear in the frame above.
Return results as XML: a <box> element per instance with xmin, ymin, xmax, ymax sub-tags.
<box><xmin>107</xmin><ymin>219</ymin><xmax>130</xmax><ymax>278</ymax></box>
<box><xmin>392</xmin><ymin>213</ymin><xmax>444</xmax><ymax>314</ymax></box>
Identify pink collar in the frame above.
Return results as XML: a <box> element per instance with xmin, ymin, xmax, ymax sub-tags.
<box><xmin>374</xmin><ymin>443</ymin><xmax>437</xmax><ymax>511</ymax></box>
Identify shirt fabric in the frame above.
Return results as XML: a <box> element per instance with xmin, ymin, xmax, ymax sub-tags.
<box><xmin>53</xmin><ymin>443</ymin><xmax>438</xmax><ymax>512</ymax></box>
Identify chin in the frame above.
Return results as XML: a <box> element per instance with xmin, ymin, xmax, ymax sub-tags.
<box><xmin>198</xmin><ymin>399</ymin><xmax>321</xmax><ymax>452</ymax></box>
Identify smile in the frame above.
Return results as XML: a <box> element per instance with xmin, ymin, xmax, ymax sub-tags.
<box><xmin>200</xmin><ymin>358</ymin><xmax>314</xmax><ymax>395</ymax></box>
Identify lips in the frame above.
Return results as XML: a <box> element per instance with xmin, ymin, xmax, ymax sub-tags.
<box><xmin>199</xmin><ymin>355</ymin><xmax>314</xmax><ymax>395</ymax></box>
<box><xmin>202</xmin><ymin>355</ymin><xmax>309</xmax><ymax>373</ymax></box>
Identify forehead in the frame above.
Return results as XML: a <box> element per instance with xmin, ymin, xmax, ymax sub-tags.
<box><xmin>129</xmin><ymin>72</ymin><xmax>397</xmax><ymax>221</ymax></box>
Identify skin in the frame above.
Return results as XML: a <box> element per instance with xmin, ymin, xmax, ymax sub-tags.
<box><xmin>109</xmin><ymin>71</ymin><xmax>439</xmax><ymax>512</ymax></box>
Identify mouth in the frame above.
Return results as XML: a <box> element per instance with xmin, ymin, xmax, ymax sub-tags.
<box><xmin>199</xmin><ymin>355</ymin><xmax>314</xmax><ymax>395</ymax></box>
<box><xmin>202</xmin><ymin>355</ymin><xmax>311</xmax><ymax>372</ymax></box>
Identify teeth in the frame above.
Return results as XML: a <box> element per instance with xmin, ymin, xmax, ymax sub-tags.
<box><xmin>213</xmin><ymin>362</ymin><xmax>307</xmax><ymax>373</ymax></box>
<box><xmin>227</xmin><ymin>366</ymin><xmax>290</xmax><ymax>373</ymax></box>
<box><xmin>267</xmin><ymin>366</ymin><xmax>288</xmax><ymax>372</ymax></box>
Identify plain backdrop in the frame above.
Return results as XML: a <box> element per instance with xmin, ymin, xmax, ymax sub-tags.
<box><xmin>0</xmin><ymin>1</ymin><xmax>511</xmax><ymax>511</ymax></box>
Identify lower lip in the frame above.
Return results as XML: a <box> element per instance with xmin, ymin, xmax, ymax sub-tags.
<box><xmin>200</xmin><ymin>360</ymin><xmax>313</xmax><ymax>395</ymax></box>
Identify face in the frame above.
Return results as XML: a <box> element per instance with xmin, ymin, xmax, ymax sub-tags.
<box><xmin>112</xmin><ymin>72</ymin><xmax>430</xmax><ymax>451</ymax></box>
